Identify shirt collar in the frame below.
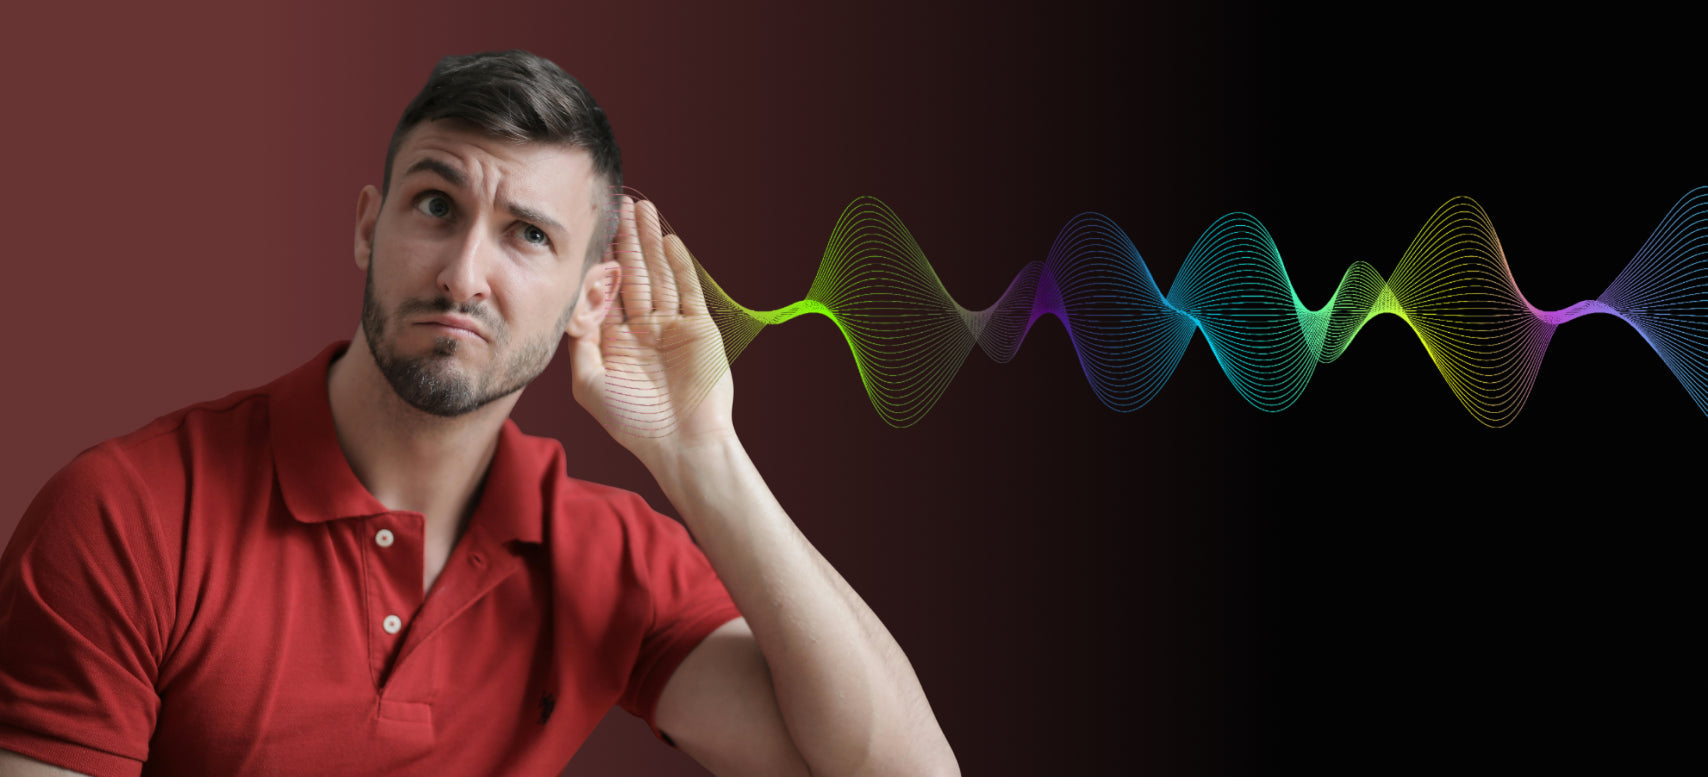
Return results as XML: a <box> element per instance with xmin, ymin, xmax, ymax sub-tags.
<box><xmin>268</xmin><ymin>341</ymin><xmax>545</xmax><ymax>545</ymax></box>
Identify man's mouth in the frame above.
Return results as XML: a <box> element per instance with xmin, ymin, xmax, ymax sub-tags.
<box><xmin>417</xmin><ymin>314</ymin><xmax>487</xmax><ymax>342</ymax></box>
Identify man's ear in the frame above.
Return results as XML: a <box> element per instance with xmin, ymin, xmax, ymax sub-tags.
<box><xmin>354</xmin><ymin>184</ymin><xmax>381</xmax><ymax>272</ymax></box>
<box><xmin>566</xmin><ymin>258</ymin><xmax>620</xmax><ymax>339</ymax></box>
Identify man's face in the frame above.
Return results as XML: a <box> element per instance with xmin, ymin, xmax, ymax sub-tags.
<box><xmin>356</xmin><ymin>119</ymin><xmax>610</xmax><ymax>417</ymax></box>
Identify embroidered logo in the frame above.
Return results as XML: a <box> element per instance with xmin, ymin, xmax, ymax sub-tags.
<box><xmin>537</xmin><ymin>691</ymin><xmax>557</xmax><ymax>725</ymax></box>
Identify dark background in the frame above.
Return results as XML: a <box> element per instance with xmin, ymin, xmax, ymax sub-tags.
<box><xmin>2</xmin><ymin>1</ymin><xmax>1699</xmax><ymax>775</ymax></box>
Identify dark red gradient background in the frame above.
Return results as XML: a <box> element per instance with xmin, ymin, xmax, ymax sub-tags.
<box><xmin>3</xmin><ymin>2</ymin><xmax>1701</xmax><ymax>775</ymax></box>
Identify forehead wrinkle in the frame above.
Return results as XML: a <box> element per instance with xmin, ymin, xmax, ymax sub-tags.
<box><xmin>401</xmin><ymin>156</ymin><xmax>467</xmax><ymax>189</ymax></box>
<box><xmin>401</xmin><ymin>144</ymin><xmax>506</xmax><ymax>202</ymax></box>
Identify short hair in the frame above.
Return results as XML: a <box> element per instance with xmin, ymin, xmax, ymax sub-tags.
<box><xmin>382</xmin><ymin>50</ymin><xmax>623</xmax><ymax>263</ymax></box>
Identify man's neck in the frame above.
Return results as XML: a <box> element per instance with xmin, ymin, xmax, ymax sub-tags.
<box><xmin>325</xmin><ymin>332</ymin><xmax>518</xmax><ymax>546</ymax></box>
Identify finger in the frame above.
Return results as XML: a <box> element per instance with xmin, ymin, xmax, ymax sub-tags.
<box><xmin>614</xmin><ymin>195</ymin><xmax>648</xmax><ymax>320</ymax></box>
<box><xmin>664</xmin><ymin>235</ymin><xmax>705</xmax><ymax>317</ymax></box>
<box><xmin>598</xmin><ymin>240</ymin><xmax>622</xmax><ymax>324</ymax></box>
<box><xmin>652</xmin><ymin>207</ymin><xmax>685</xmax><ymax>316</ymax></box>
<box><xmin>637</xmin><ymin>199</ymin><xmax>673</xmax><ymax>315</ymax></box>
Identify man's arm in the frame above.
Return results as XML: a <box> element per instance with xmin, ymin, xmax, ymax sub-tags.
<box><xmin>0</xmin><ymin>443</ymin><xmax>168</xmax><ymax>777</ymax></box>
<box><xmin>646</xmin><ymin>439</ymin><xmax>958</xmax><ymax>777</ymax></box>
<box><xmin>567</xmin><ymin>197</ymin><xmax>958</xmax><ymax>777</ymax></box>
<box><xmin>0</xmin><ymin>750</ymin><xmax>94</xmax><ymax>777</ymax></box>
<box><xmin>652</xmin><ymin>619</ymin><xmax>809</xmax><ymax>775</ymax></box>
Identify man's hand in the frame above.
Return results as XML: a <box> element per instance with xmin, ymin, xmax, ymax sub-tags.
<box><xmin>568</xmin><ymin>195</ymin><xmax>736</xmax><ymax>462</ymax></box>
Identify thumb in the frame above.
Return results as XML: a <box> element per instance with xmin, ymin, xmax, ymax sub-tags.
<box><xmin>567</xmin><ymin>328</ymin><xmax>606</xmax><ymax>409</ymax></box>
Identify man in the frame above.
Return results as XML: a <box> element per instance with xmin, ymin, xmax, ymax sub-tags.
<box><xmin>0</xmin><ymin>51</ymin><xmax>958</xmax><ymax>777</ymax></box>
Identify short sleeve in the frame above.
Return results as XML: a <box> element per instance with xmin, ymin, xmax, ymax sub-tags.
<box><xmin>614</xmin><ymin>500</ymin><xmax>742</xmax><ymax>745</ymax></box>
<box><xmin>0</xmin><ymin>444</ymin><xmax>174</xmax><ymax>777</ymax></box>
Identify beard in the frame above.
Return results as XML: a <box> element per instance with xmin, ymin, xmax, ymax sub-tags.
<box><xmin>360</xmin><ymin>258</ymin><xmax>572</xmax><ymax>417</ymax></box>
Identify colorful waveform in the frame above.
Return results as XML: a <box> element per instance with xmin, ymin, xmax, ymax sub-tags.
<box><xmin>597</xmin><ymin>187</ymin><xmax>1708</xmax><ymax>432</ymax></box>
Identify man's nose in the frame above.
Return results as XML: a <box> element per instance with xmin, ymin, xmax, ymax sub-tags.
<box><xmin>437</xmin><ymin>225</ymin><xmax>493</xmax><ymax>305</ymax></box>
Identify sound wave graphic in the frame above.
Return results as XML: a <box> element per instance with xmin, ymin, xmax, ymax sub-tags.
<box><xmin>597</xmin><ymin>188</ymin><xmax>1708</xmax><ymax>432</ymax></box>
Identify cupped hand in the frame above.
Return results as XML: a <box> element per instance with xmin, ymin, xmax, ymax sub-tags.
<box><xmin>569</xmin><ymin>195</ymin><xmax>736</xmax><ymax>462</ymax></box>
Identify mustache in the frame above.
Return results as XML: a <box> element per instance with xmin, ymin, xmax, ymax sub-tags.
<box><xmin>398</xmin><ymin>297</ymin><xmax>500</xmax><ymax>331</ymax></box>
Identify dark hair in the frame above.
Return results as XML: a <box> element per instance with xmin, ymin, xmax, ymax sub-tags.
<box><xmin>382</xmin><ymin>50</ymin><xmax>623</xmax><ymax>260</ymax></box>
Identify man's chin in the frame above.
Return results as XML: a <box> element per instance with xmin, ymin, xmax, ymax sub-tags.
<box><xmin>380</xmin><ymin>355</ymin><xmax>486</xmax><ymax>417</ymax></box>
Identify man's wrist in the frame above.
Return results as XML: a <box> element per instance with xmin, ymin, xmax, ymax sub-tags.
<box><xmin>637</xmin><ymin>428</ymin><xmax>748</xmax><ymax>496</ymax></box>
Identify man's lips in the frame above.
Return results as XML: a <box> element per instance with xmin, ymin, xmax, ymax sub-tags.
<box><xmin>416</xmin><ymin>314</ymin><xmax>487</xmax><ymax>342</ymax></box>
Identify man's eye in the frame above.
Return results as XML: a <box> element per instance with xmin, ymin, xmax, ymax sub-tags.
<box><xmin>416</xmin><ymin>194</ymin><xmax>451</xmax><ymax>219</ymax></box>
<box><xmin>521</xmin><ymin>225</ymin><xmax>549</xmax><ymax>246</ymax></box>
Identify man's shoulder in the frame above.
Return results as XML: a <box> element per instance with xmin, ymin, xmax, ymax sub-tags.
<box><xmin>7</xmin><ymin>381</ymin><xmax>278</xmax><ymax>570</ymax></box>
<box><xmin>16</xmin><ymin>389</ymin><xmax>269</xmax><ymax>542</ymax></box>
<box><xmin>90</xmin><ymin>343</ymin><xmax>340</xmax><ymax>483</ymax></box>
<box><xmin>99</xmin><ymin>380</ymin><xmax>279</xmax><ymax>480</ymax></box>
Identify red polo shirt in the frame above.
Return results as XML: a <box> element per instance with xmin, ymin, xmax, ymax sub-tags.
<box><xmin>0</xmin><ymin>342</ymin><xmax>742</xmax><ymax>776</ymax></box>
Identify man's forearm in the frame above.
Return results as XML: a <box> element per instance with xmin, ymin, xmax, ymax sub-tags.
<box><xmin>644</xmin><ymin>434</ymin><xmax>957</xmax><ymax>777</ymax></box>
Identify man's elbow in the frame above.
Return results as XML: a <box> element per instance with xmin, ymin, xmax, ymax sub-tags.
<box><xmin>851</xmin><ymin>734</ymin><xmax>960</xmax><ymax>777</ymax></box>
<box><xmin>921</xmin><ymin>740</ymin><xmax>962</xmax><ymax>777</ymax></box>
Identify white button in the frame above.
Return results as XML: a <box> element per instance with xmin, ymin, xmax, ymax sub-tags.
<box><xmin>382</xmin><ymin>615</ymin><xmax>402</xmax><ymax>634</ymax></box>
<box><xmin>375</xmin><ymin>529</ymin><xmax>395</xmax><ymax>548</ymax></box>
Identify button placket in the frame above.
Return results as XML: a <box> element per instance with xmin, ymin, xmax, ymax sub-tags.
<box><xmin>365</xmin><ymin>513</ymin><xmax>426</xmax><ymax>688</ymax></box>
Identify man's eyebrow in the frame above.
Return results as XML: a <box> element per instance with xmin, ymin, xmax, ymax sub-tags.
<box><xmin>507</xmin><ymin>203</ymin><xmax>565</xmax><ymax>236</ymax></box>
<box><xmin>403</xmin><ymin>157</ymin><xmax>466</xmax><ymax>188</ymax></box>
